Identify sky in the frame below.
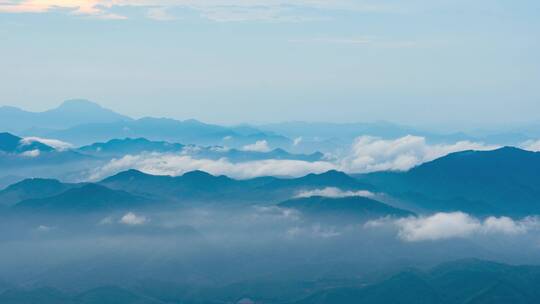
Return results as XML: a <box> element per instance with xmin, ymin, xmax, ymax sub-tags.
<box><xmin>1</xmin><ymin>0</ymin><xmax>539</xmax><ymax>127</ymax></box>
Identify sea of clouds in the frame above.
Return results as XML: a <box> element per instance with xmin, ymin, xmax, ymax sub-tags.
<box><xmin>88</xmin><ymin>135</ymin><xmax>501</xmax><ymax>180</ymax></box>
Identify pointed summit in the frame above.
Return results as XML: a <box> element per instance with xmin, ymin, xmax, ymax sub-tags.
<box><xmin>56</xmin><ymin>99</ymin><xmax>104</xmax><ymax>111</ymax></box>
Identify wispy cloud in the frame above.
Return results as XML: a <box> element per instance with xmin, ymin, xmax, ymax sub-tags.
<box><xmin>0</xmin><ymin>0</ymin><xmax>396</xmax><ymax>21</ymax></box>
<box><xmin>21</xmin><ymin>137</ymin><xmax>73</xmax><ymax>151</ymax></box>
<box><xmin>242</xmin><ymin>140</ymin><xmax>271</xmax><ymax>152</ymax></box>
<box><xmin>295</xmin><ymin>187</ymin><xmax>374</xmax><ymax>199</ymax></box>
<box><xmin>120</xmin><ymin>212</ymin><xmax>148</xmax><ymax>225</ymax></box>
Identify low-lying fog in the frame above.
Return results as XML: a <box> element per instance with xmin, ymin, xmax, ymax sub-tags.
<box><xmin>2</xmin><ymin>204</ymin><xmax>540</xmax><ymax>292</ymax></box>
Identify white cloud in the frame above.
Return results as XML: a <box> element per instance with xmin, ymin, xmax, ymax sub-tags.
<box><xmin>340</xmin><ymin>135</ymin><xmax>499</xmax><ymax>173</ymax></box>
<box><xmin>119</xmin><ymin>212</ymin><xmax>148</xmax><ymax>225</ymax></box>
<box><xmin>522</xmin><ymin>140</ymin><xmax>540</xmax><ymax>152</ymax></box>
<box><xmin>89</xmin><ymin>153</ymin><xmax>336</xmax><ymax>180</ymax></box>
<box><xmin>481</xmin><ymin>216</ymin><xmax>530</xmax><ymax>235</ymax></box>
<box><xmin>367</xmin><ymin>212</ymin><xmax>538</xmax><ymax>242</ymax></box>
<box><xmin>395</xmin><ymin>212</ymin><xmax>481</xmax><ymax>241</ymax></box>
<box><xmin>242</xmin><ymin>140</ymin><xmax>271</xmax><ymax>152</ymax></box>
<box><xmin>295</xmin><ymin>187</ymin><xmax>374</xmax><ymax>199</ymax></box>
<box><xmin>293</xmin><ymin>137</ymin><xmax>303</xmax><ymax>146</ymax></box>
<box><xmin>21</xmin><ymin>149</ymin><xmax>40</xmax><ymax>157</ymax></box>
<box><xmin>21</xmin><ymin>137</ymin><xmax>73</xmax><ymax>151</ymax></box>
<box><xmin>0</xmin><ymin>0</ymin><xmax>126</xmax><ymax>19</ymax></box>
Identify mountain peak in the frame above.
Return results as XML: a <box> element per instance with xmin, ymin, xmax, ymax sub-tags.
<box><xmin>5</xmin><ymin>178</ymin><xmax>63</xmax><ymax>190</ymax></box>
<box><xmin>311</xmin><ymin>170</ymin><xmax>353</xmax><ymax>181</ymax></box>
<box><xmin>182</xmin><ymin>170</ymin><xmax>215</xmax><ymax>179</ymax></box>
<box><xmin>102</xmin><ymin>169</ymin><xmax>153</xmax><ymax>182</ymax></box>
<box><xmin>493</xmin><ymin>146</ymin><xmax>530</xmax><ymax>154</ymax></box>
<box><xmin>58</xmin><ymin>99</ymin><xmax>103</xmax><ymax>110</ymax></box>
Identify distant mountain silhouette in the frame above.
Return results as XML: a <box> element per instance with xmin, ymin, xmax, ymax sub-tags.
<box><xmin>14</xmin><ymin>183</ymin><xmax>149</xmax><ymax>212</ymax></box>
<box><xmin>77</xmin><ymin>137</ymin><xmax>323</xmax><ymax>161</ymax></box>
<box><xmin>78</xmin><ymin>137</ymin><xmax>185</xmax><ymax>157</ymax></box>
<box><xmin>193</xmin><ymin>147</ymin><xmax>324</xmax><ymax>162</ymax></box>
<box><xmin>0</xmin><ymin>99</ymin><xmax>131</xmax><ymax>132</ymax></box>
<box><xmin>257</xmin><ymin>121</ymin><xmax>477</xmax><ymax>147</ymax></box>
<box><xmin>0</xmin><ymin>100</ymin><xmax>295</xmax><ymax>147</ymax></box>
<box><xmin>358</xmin><ymin>147</ymin><xmax>540</xmax><ymax>216</ymax></box>
<box><xmin>33</xmin><ymin>116</ymin><xmax>290</xmax><ymax>147</ymax></box>
<box><xmin>279</xmin><ymin>196</ymin><xmax>414</xmax><ymax>220</ymax></box>
<box><xmin>0</xmin><ymin>132</ymin><xmax>54</xmax><ymax>153</ymax></box>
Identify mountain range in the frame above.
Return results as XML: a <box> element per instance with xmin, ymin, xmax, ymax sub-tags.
<box><xmin>0</xmin><ymin>133</ymin><xmax>327</xmax><ymax>184</ymax></box>
<box><xmin>77</xmin><ymin>137</ymin><xmax>324</xmax><ymax>162</ymax></box>
<box><xmin>3</xmin><ymin>146</ymin><xmax>540</xmax><ymax>217</ymax></box>
<box><xmin>99</xmin><ymin>169</ymin><xmax>376</xmax><ymax>205</ymax></box>
<box><xmin>0</xmin><ymin>169</ymin><xmax>378</xmax><ymax>213</ymax></box>
<box><xmin>3</xmin><ymin>99</ymin><xmax>538</xmax><ymax>151</ymax></box>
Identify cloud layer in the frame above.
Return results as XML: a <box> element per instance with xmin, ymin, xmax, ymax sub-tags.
<box><xmin>89</xmin><ymin>153</ymin><xmax>335</xmax><ymax>180</ymax></box>
<box><xmin>522</xmin><ymin>140</ymin><xmax>540</xmax><ymax>152</ymax></box>
<box><xmin>88</xmin><ymin>135</ymin><xmax>501</xmax><ymax>180</ymax></box>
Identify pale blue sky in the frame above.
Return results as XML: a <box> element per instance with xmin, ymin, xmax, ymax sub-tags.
<box><xmin>1</xmin><ymin>0</ymin><xmax>539</xmax><ymax>127</ymax></box>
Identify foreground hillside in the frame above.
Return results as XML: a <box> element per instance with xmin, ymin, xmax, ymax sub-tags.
<box><xmin>2</xmin><ymin>259</ymin><xmax>539</xmax><ymax>304</ymax></box>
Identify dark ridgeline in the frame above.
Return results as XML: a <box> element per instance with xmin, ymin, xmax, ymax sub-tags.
<box><xmin>357</xmin><ymin>147</ymin><xmax>540</xmax><ymax>217</ymax></box>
